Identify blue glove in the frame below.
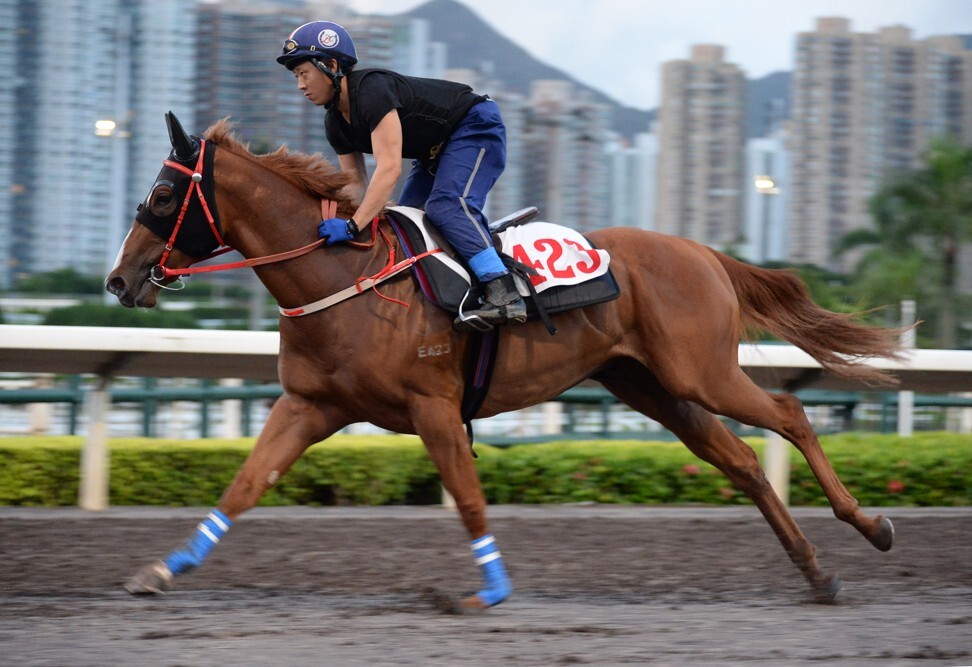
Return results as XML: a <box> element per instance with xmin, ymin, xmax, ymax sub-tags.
<box><xmin>318</xmin><ymin>217</ymin><xmax>357</xmax><ymax>246</ymax></box>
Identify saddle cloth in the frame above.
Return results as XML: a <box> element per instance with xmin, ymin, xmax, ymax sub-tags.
<box><xmin>384</xmin><ymin>205</ymin><xmax>620</xmax><ymax>320</ymax></box>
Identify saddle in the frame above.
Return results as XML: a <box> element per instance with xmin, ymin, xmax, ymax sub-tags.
<box><xmin>384</xmin><ymin>205</ymin><xmax>621</xmax><ymax>333</ymax></box>
<box><xmin>384</xmin><ymin>205</ymin><xmax>621</xmax><ymax>447</ymax></box>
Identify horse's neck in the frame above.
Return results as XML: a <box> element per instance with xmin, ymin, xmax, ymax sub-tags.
<box><xmin>215</xmin><ymin>154</ymin><xmax>373</xmax><ymax>310</ymax></box>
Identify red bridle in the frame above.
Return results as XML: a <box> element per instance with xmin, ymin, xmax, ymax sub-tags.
<box><xmin>148</xmin><ymin>140</ymin><xmax>341</xmax><ymax>286</ymax></box>
<box><xmin>144</xmin><ymin>141</ymin><xmax>440</xmax><ymax>315</ymax></box>
<box><xmin>150</xmin><ymin>140</ymin><xmax>228</xmax><ymax>285</ymax></box>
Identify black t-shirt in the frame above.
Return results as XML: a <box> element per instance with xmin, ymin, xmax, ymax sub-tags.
<box><xmin>325</xmin><ymin>68</ymin><xmax>486</xmax><ymax>167</ymax></box>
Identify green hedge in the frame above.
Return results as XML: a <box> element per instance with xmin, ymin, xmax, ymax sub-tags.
<box><xmin>1</xmin><ymin>432</ymin><xmax>970</xmax><ymax>507</ymax></box>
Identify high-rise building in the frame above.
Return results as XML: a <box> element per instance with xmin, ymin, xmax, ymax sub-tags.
<box><xmin>743</xmin><ymin>129</ymin><xmax>789</xmax><ymax>264</ymax></box>
<box><xmin>0</xmin><ymin>0</ymin><xmax>19</xmax><ymax>288</ymax></box>
<box><xmin>127</xmin><ymin>1</ymin><xmax>199</xmax><ymax>242</ymax></box>
<box><xmin>342</xmin><ymin>15</ymin><xmax>395</xmax><ymax>69</ymax></box>
<box><xmin>442</xmin><ymin>67</ymin><xmax>527</xmax><ymax>222</ymax></box>
<box><xmin>654</xmin><ymin>45</ymin><xmax>747</xmax><ymax>250</ymax></box>
<box><xmin>608</xmin><ymin>131</ymin><xmax>658</xmax><ymax>231</ymax></box>
<box><xmin>486</xmin><ymin>90</ymin><xmax>528</xmax><ymax>222</ymax></box>
<box><xmin>195</xmin><ymin>0</ymin><xmax>325</xmax><ymax>156</ymax></box>
<box><xmin>392</xmin><ymin>18</ymin><xmax>446</xmax><ymax>79</ymax></box>
<box><xmin>522</xmin><ymin>80</ymin><xmax>611</xmax><ymax>233</ymax></box>
<box><xmin>195</xmin><ymin>5</ymin><xmax>448</xmax><ymax>161</ymax></box>
<box><xmin>786</xmin><ymin>18</ymin><xmax>972</xmax><ymax>270</ymax></box>
<box><xmin>0</xmin><ymin>0</ymin><xmax>197</xmax><ymax>285</ymax></box>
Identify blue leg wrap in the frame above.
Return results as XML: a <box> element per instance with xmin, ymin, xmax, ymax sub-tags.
<box><xmin>163</xmin><ymin>509</ymin><xmax>232</xmax><ymax>576</ymax></box>
<box><xmin>471</xmin><ymin>533</ymin><xmax>512</xmax><ymax>606</ymax></box>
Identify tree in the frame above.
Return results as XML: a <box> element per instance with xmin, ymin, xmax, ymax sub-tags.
<box><xmin>837</xmin><ymin>139</ymin><xmax>972</xmax><ymax>348</ymax></box>
<box><xmin>14</xmin><ymin>268</ymin><xmax>105</xmax><ymax>295</ymax></box>
<box><xmin>43</xmin><ymin>304</ymin><xmax>199</xmax><ymax>329</ymax></box>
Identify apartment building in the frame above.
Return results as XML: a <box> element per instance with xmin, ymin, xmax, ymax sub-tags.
<box><xmin>653</xmin><ymin>45</ymin><xmax>747</xmax><ymax>250</ymax></box>
<box><xmin>786</xmin><ymin>17</ymin><xmax>972</xmax><ymax>270</ymax></box>
<box><xmin>523</xmin><ymin>80</ymin><xmax>612</xmax><ymax>233</ymax></box>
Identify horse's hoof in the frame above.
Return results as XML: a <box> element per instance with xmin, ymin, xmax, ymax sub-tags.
<box><xmin>125</xmin><ymin>560</ymin><xmax>173</xmax><ymax>596</ymax></box>
<box><xmin>812</xmin><ymin>574</ymin><xmax>843</xmax><ymax>603</ymax></box>
<box><xmin>869</xmin><ymin>516</ymin><xmax>895</xmax><ymax>552</ymax></box>
<box><xmin>460</xmin><ymin>594</ymin><xmax>489</xmax><ymax>610</ymax></box>
<box><xmin>420</xmin><ymin>587</ymin><xmax>464</xmax><ymax>615</ymax></box>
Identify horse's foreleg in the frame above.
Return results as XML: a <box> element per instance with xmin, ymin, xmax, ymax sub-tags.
<box><xmin>412</xmin><ymin>399</ymin><xmax>511</xmax><ymax>609</ymax></box>
<box><xmin>125</xmin><ymin>393</ymin><xmax>341</xmax><ymax>595</ymax></box>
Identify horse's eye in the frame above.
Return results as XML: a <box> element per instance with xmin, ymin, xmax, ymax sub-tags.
<box><xmin>148</xmin><ymin>182</ymin><xmax>177</xmax><ymax>217</ymax></box>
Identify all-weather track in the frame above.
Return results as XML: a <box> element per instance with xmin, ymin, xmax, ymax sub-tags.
<box><xmin>0</xmin><ymin>505</ymin><xmax>970</xmax><ymax>666</ymax></box>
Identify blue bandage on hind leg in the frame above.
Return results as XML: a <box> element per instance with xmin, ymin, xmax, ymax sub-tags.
<box><xmin>163</xmin><ymin>509</ymin><xmax>232</xmax><ymax>575</ymax></box>
<box><xmin>471</xmin><ymin>533</ymin><xmax>512</xmax><ymax>606</ymax></box>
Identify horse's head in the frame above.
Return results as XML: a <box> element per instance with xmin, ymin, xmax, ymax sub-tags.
<box><xmin>106</xmin><ymin>111</ymin><xmax>223</xmax><ymax>308</ymax></box>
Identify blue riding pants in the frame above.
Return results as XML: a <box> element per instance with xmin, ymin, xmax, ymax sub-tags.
<box><xmin>399</xmin><ymin>99</ymin><xmax>508</xmax><ymax>281</ymax></box>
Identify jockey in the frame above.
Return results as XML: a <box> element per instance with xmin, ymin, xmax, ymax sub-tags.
<box><xmin>277</xmin><ymin>20</ymin><xmax>526</xmax><ymax>329</ymax></box>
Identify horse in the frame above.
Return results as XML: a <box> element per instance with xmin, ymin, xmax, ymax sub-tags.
<box><xmin>107</xmin><ymin>112</ymin><xmax>902</xmax><ymax>607</ymax></box>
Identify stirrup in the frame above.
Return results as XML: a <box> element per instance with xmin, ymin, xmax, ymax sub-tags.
<box><xmin>455</xmin><ymin>289</ymin><xmax>495</xmax><ymax>332</ymax></box>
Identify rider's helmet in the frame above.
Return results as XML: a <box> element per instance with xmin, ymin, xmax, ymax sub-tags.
<box><xmin>276</xmin><ymin>21</ymin><xmax>358</xmax><ymax>72</ymax></box>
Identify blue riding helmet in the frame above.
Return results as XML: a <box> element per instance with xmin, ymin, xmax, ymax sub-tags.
<box><xmin>277</xmin><ymin>21</ymin><xmax>357</xmax><ymax>71</ymax></box>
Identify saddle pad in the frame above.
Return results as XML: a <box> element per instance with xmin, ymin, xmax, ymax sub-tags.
<box><xmin>499</xmin><ymin>222</ymin><xmax>611</xmax><ymax>295</ymax></box>
<box><xmin>384</xmin><ymin>206</ymin><xmax>620</xmax><ymax>318</ymax></box>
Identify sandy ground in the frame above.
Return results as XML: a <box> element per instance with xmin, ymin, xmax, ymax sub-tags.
<box><xmin>0</xmin><ymin>505</ymin><xmax>970</xmax><ymax>666</ymax></box>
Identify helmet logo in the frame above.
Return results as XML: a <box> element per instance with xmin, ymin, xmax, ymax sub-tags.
<box><xmin>318</xmin><ymin>29</ymin><xmax>340</xmax><ymax>49</ymax></box>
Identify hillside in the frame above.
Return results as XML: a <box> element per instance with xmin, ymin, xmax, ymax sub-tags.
<box><xmin>401</xmin><ymin>0</ymin><xmax>791</xmax><ymax>139</ymax></box>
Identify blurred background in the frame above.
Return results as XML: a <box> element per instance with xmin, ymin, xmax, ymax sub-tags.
<box><xmin>1</xmin><ymin>0</ymin><xmax>971</xmax><ymax>440</ymax></box>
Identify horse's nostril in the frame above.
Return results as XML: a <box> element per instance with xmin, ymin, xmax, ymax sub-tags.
<box><xmin>106</xmin><ymin>275</ymin><xmax>126</xmax><ymax>296</ymax></box>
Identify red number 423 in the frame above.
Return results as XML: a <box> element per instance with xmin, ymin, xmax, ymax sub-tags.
<box><xmin>511</xmin><ymin>237</ymin><xmax>602</xmax><ymax>286</ymax></box>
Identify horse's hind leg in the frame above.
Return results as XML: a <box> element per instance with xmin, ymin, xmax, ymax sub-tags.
<box><xmin>410</xmin><ymin>398</ymin><xmax>511</xmax><ymax>609</ymax></box>
<box><xmin>125</xmin><ymin>393</ymin><xmax>341</xmax><ymax>595</ymax></box>
<box><xmin>684</xmin><ymin>367</ymin><xmax>893</xmax><ymax>552</ymax></box>
<box><xmin>596</xmin><ymin>362</ymin><xmax>841</xmax><ymax>600</ymax></box>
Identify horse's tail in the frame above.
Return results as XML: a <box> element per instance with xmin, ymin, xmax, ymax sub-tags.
<box><xmin>709</xmin><ymin>250</ymin><xmax>905</xmax><ymax>385</ymax></box>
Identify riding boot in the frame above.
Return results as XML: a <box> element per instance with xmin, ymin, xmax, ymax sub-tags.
<box><xmin>456</xmin><ymin>273</ymin><xmax>528</xmax><ymax>330</ymax></box>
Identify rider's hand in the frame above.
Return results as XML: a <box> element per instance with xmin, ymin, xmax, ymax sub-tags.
<box><xmin>317</xmin><ymin>217</ymin><xmax>358</xmax><ymax>246</ymax></box>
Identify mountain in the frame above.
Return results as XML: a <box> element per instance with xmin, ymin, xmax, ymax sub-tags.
<box><xmin>401</xmin><ymin>0</ymin><xmax>790</xmax><ymax>139</ymax></box>
<box><xmin>402</xmin><ymin>0</ymin><xmax>656</xmax><ymax>138</ymax></box>
<box><xmin>746</xmin><ymin>71</ymin><xmax>791</xmax><ymax>137</ymax></box>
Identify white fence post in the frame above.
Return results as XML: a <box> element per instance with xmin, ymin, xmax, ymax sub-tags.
<box><xmin>763</xmin><ymin>430</ymin><xmax>790</xmax><ymax>506</ymax></box>
<box><xmin>898</xmin><ymin>300</ymin><xmax>916</xmax><ymax>438</ymax></box>
<box><xmin>28</xmin><ymin>377</ymin><xmax>53</xmax><ymax>434</ymax></box>
<box><xmin>79</xmin><ymin>378</ymin><xmax>111</xmax><ymax>511</ymax></box>
<box><xmin>542</xmin><ymin>402</ymin><xmax>563</xmax><ymax>435</ymax></box>
<box><xmin>220</xmin><ymin>378</ymin><xmax>243</xmax><ymax>439</ymax></box>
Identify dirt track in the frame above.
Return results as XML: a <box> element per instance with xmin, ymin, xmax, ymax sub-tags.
<box><xmin>0</xmin><ymin>505</ymin><xmax>970</xmax><ymax>666</ymax></box>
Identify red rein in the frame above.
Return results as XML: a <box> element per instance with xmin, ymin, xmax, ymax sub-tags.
<box><xmin>148</xmin><ymin>148</ymin><xmax>430</xmax><ymax>313</ymax></box>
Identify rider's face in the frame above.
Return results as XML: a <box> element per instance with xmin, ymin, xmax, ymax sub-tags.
<box><xmin>293</xmin><ymin>61</ymin><xmax>334</xmax><ymax>107</ymax></box>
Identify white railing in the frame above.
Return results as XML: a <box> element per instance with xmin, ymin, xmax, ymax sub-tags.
<box><xmin>3</xmin><ymin>325</ymin><xmax>972</xmax><ymax>510</ymax></box>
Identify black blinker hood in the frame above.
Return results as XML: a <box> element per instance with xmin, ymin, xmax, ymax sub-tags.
<box><xmin>135</xmin><ymin>139</ymin><xmax>222</xmax><ymax>258</ymax></box>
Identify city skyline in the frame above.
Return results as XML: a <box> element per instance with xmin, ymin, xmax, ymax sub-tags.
<box><xmin>352</xmin><ymin>0</ymin><xmax>972</xmax><ymax>111</ymax></box>
<box><xmin>1</xmin><ymin>0</ymin><xmax>970</xmax><ymax>290</ymax></box>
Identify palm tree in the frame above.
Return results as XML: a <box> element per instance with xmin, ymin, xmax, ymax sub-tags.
<box><xmin>837</xmin><ymin>139</ymin><xmax>972</xmax><ymax>348</ymax></box>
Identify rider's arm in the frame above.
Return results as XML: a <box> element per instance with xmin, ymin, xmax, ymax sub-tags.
<box><xmin>344</xmin><ymin>109</ymin><xmax>402</xmax><ymax>232</ymax></box>
<box><xmin>338</xmin><ymin>152</ymin><xmax>368</xmax><ymax>207</ymax></box>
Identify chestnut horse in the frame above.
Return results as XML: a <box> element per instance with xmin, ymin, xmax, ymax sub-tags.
<box><xmin>108</xmin><ymin>113</ymin><xmax>901</xmax><ymax>606</ymax></box>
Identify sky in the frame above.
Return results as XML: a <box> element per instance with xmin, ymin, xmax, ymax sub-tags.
<box><xmin>349</xmin><ymin>0</ymin><xmax>972</xmax><ymax>110</ymax></box>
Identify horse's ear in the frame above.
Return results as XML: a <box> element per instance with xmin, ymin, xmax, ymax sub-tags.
<box><xmin>165</xmin><ymin>111</ymin><xmax>198</xmax><ymax>160</ymax></box>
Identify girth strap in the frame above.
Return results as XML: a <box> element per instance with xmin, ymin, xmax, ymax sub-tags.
<box><xmin>460</xmin><ymin>327</ymin><xmax>499</xmax><ymax>452</ymax></box>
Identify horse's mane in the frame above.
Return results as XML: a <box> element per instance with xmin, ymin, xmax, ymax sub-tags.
<box><xmin>203</xmin><ymin>118</ymin><xmax>356</xmax><ymax>207</ymax></box>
